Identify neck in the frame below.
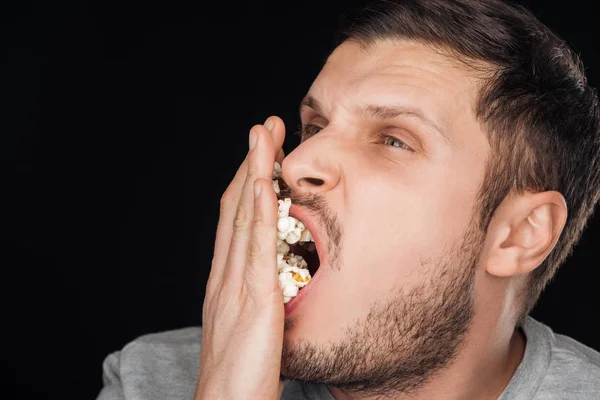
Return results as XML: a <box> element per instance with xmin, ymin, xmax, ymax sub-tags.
<box><xmin>328</xmin><ymin>310</ymin><xmax>526</xmax><ymax>400</ymax></box>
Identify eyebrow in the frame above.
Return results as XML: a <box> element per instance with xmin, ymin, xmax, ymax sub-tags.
<box><xmin>299</xmin><ymin>95</ymin><xmax>449</xmax><ymax>143</ymax></box>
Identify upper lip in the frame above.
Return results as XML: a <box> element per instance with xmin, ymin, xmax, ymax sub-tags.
<box><xmin>289</xmin><ymin>204</ymin><xmax>328</xmax><ymax>269</ymax></box>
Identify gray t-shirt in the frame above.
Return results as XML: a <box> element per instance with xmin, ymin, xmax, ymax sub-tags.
<box><xmin>97</xmin><ymin>317</ymin><xmax>600</xmax><ymax>399</ymax></box>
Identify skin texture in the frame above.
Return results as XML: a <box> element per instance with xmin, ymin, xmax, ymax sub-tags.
<box><xmin>196</xmin><ymin>40</ymin><xmax>567</xmax><ymax>400</ymax></box>
<box><xmin>195</xmin><ymin>118</ymin><xmax>287</xmax><ymax>399</ymax></box>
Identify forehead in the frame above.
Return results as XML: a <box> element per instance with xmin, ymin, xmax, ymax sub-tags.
<box><xmin>308</xmin><ymin>40</ymin><xmax>482</xmax><ymax>128</ymax></box>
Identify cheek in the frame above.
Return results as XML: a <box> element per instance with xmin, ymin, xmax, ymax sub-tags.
<box><xmin>339</xmin><ymin>177</ymin><xmax>446</xmax><ymax>295</ymax></box>
<box><xmin>340</xmin><ymin>159</ymin><xmax>479</xmax><ymax>289</ymax></box>
<box><xmin>425</xmin><ymin>151</ymin><xmax>486</xmax><ymax>239</ymax></box>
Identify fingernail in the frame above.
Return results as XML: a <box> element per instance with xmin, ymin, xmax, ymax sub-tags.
<box><xmin>249</xmin><ymin>130</ymin><xmax>257</xmax><ymax>150</ymax></box>
<box><xmin>264</xmin><ymin>118</ymin><xmax>274</xmax><ymax>131</ymax></box>
<box><xmin>254</xmin><ymin>181</ymin><xmax>262</xmax><ymax>198</ymax></box>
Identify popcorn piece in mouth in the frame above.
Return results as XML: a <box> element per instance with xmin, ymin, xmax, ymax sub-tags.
<box><xmin>272</xmin><ymin>162</ymin><xmax>315</xmax><ymax>303</ymax></box>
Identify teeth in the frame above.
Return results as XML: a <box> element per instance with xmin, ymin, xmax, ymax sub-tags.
<box><xmin>306</xmin><ymin>242</ymin><xmax>316</xmax><ymax>253</ymax></box>
<box><xmin>299</xmin><ymin>229</ymin><xmax>313</xmax><ymax>243</ymax></box>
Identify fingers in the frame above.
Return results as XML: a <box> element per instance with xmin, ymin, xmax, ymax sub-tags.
<box><xmin>206</xmin><ymin>153</ymin><xmax>249</xmax><ymax>297</ymax></box>
<box><xmin>269</xmin><ymin>116</ymin><xmax>286</xmax><ymax>158</ymax></box>
<box><xmin>276</xmin><ymin>148</ymin><xmax>285</xmax><ymax>165</ymax></box>
<box><xmin>207</xmin><ymin>117</ymin><xmax>286</xmax><ymax>295</ymax></box>
<box><xmin>245</xmin><ymin>178</ymin><xmax>279</xmax><ymax>298</ymax></box>
<box><xmin>211</xmin><ymin>155</ymin><xmax>248</xmax><ymax>269</ymax></box>
<box><xmin>223</xmin><ymin>123</ymin><xmax>276</xmax><ymax>284</ymax></box>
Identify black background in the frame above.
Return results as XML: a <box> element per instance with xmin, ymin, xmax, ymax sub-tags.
<box><xmin>2</xmin><ymin>1</ymin><xmax>599</xmax><ymax>399</ymax></box>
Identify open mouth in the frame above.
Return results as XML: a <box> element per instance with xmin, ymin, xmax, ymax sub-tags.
<box><xmin>273</xmin><ymin>161</ymin><xmax>324</xmax><ymax>303</ymax></box>
<box><xmin>289</xmin><ymin>236</ymin><xmax>320</xmax><ymax>276</ymax></box>
<box><xmin>276</xmin><ymin>211</ymin><xmax>322</xmax><ymax>302</ymax></box>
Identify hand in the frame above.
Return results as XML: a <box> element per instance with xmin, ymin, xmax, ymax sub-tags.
<box><xmin>194</xmin><ymin>116</ymin><xmax>287</xmax><ymax>399</ymax></box>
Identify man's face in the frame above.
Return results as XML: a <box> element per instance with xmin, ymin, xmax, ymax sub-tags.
<box><xmin>279</xmin><ymin>40</ymin><xmax>491</xmax><ymax>394</ymax></box>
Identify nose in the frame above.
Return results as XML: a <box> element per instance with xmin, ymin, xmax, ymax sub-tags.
<box><xmin>281</xmin><ymin>138</ymin><xmax>341</xmax><ymax>196</ymax></box>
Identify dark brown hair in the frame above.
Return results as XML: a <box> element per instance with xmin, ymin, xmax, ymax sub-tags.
<box><xmin>334</xmin><ymin>0</ymin><xmax>600</xmax><ymax>320</ymax></box>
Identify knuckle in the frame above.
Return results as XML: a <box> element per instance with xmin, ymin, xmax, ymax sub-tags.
<box><xmin>248</xmin><ymin>237</ymin><xmax>262</xmax><ymax>263</ymax></box>
<box><xmin>220</xmin><ymin>191</ymin><xmax>234</xmax><ymax>214</ymax></box>
<box><xmin>233</xmin><ymin>203</ymin><xmax>252</xmax><ymax>231</ymax></box>
<box><xmin>253</xmin><ymin>208</ymin><xmax>265</xmax><ymax>224</ymax></box>
<box><xmin>246</xmin><ymin>160</ymin><xmax>258</xmax><ymax>177</ymax></box>
<box><xmin>248</xmin><ymin>229</ymin><xmax>276</xmax><ymax>265</ymax></box>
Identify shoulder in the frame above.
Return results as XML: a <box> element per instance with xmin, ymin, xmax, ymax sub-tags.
<box><xmin>119</xmin><ymin>325</ymin><xmax>203</xmax><ymax>377</ymax></box>
<box><xmin>525</xmin><ymin>317</ymin><xmax>600</xmax><ymax>398</ymax></box>
<box><xmin>121</xmin><ymin>326</ymin><xmax>203</xmax><ymax>357</ymax></box>
<box><xmin>99</xmin><ymin>327</ymin><xmax>203</xmax><ymax>400</ymax></box>
<box><xmin>100</xmin><ymin>327</ymin><xmax>318</xmax><ymax>400</ymax></box>
<box><xmin>544</xmin><ymin>328</ymin><xmax>600</xmax><ymax>392</ymax></box>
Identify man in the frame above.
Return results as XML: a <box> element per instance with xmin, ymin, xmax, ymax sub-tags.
<box><xmin>97</xmin><ymin>0</ymin><xmax>600</xmax><ymax>399</ymax></box>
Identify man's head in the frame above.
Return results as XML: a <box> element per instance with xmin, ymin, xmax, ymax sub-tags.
<box><xmin>278</xmin><ymin>0</ymin><xmax>600</xmax><ymax>396</ymax></box>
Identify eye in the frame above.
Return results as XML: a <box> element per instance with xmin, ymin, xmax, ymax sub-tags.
<box><xmin>295</xmin><ymin>125</ymin><xmax>413</xmax><ymax>152</ymax></box>
<box><xmin>379</xmin><ymin>133</ymin><xmax>412</xmax><ymax>151</ymax></box>
<box><xmin>295</xmin><ymin>124</ymin><xmax>322</xmax><ymax>140</ymax></box>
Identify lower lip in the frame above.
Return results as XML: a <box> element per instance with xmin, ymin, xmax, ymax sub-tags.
<box><xmin>284</xmin><ymin>264</ymin><xmax>325</xmax><ymax>317</ymax></box>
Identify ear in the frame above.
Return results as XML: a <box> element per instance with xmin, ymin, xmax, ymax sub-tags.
<box><xmin>483</xmin><ymin>191</ymin><xmax>568</xmax><ymax>277</ymax></box>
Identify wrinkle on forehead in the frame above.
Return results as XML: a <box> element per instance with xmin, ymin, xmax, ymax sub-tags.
<box><xmin>313</xmin><ymin>39</ymin><xmax>484</xmax><ymax>130</ymax></box>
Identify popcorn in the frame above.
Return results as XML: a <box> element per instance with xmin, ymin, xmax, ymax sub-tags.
<box><xmin>277</xmin><ymin>215</ymin><xmax>303</xmax><ymax>244</ymax></box>
<box><xmin>277</xmin><ymin>198</ymin><xmax>291</xmax><ymax>218</ymax></box>
<box><xmin>273</xmin><ymin>161</ymin><xmax>282</xmax><ymax>178</ymax></box>
<box><xmin>272</xmin><ymin>162</ymin><xmax>315</xmax><ymax>303</ymax></box>
<box><xmin>277</xmin><ymin>240</ymin><xmax>290</xmax><ymax>255</ymax></box>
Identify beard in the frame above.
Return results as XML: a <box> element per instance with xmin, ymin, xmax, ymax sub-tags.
<box><xmin>279</xmin><ymin>194</ymin><xmax>483</xmax><ymax>399</ymax></box>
